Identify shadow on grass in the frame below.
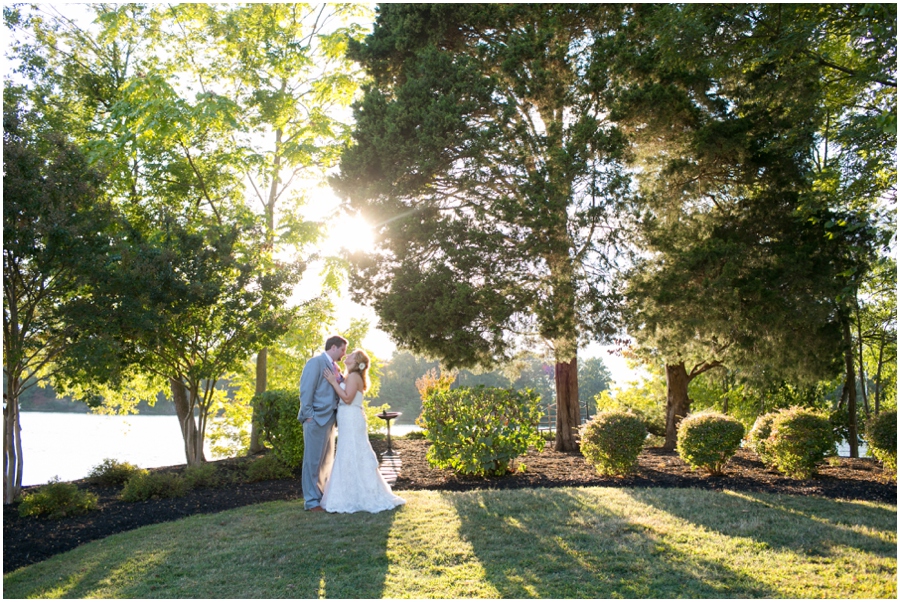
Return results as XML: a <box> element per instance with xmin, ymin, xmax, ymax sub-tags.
<box><xmin>628</xmin><ymin>487</ymin><xmax>897</xmax><ymax>558</ymax></box>
<box><xmin>446</xmin><ymin>487</ymin><xmax>777</xmax><ymax>598</ymax></box>
<box><xmin>3</xmin><ymin>500</ymin><xmax>400</xmax><ymax>599</ymax></box>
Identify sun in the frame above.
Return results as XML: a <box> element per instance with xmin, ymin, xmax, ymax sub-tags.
<box><xmin>327</xmin><ymin>213</ymin><xmax>375</xmax><ymax>254</ymax></box>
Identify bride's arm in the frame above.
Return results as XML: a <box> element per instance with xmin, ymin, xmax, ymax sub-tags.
<box><xmin>323</xmin><ymin>369</ymin><xmax>359</xmax><ymax>404</ymax></box>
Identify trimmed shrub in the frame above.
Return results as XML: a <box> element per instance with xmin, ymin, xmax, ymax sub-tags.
<box><xmin>254</xmin><ymin>389</ymin><xmax>304</xmax><ymax>468</ymax></box>
<box><xmin>580</xmin><ymin>411</ymin><xmax>647</xmax><ymax>476</ymax></box>
<box><xmin>403</xmin><ymin>430</ymin><xmax>427</xmax><ymax>440</ymax></box>
<box><xmin>245</xmin><ymin>454</ymin><xmax>294</xmax><ymax>483</ymax></box>
<box><xmin>676</xmin><ymin>412</ymin><xmax>745</xmax><ymax>475</ymax></box>
<box><xmin>86</xmin><ymin>458</ymin><xmax>144</xmax><ymax>486</ymax></box>
<box><xmin>421</xmin><ymin>386</ymin><xmax>544</xmax><ymax>476</ymax></box>
<box><xmin>184</xmin><ymin>463</ymin><xmax>222</xmax><ymax>488</ymax></box>
<box><xmin>120</xmin><ymin>471</ymin><xmax>187</xmax><ymax>502</ymax></box>
<box><xmin>18</xmin><ymin>478</ymin><xmax>98</xmax><ymax>519</ymax></box>
<box><xmin>866</xmin><ymin>411</ymin><xmax>897</xmax><ymax>476</ymax></box>
<box><xmin>767</xmin><ymin>407</ymin><xmax>835</xmax><ymax>478</ymax></box>
<box><xmin>746</xmin><ymin>412</ymin><xmax>779</xmax><ymax>467</ymax></box>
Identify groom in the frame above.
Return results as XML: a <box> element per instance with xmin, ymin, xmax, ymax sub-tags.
<box><xmin>298</xmin><ymin>335</ymin><xmax>348</xmax><ymax>511</ymax></box>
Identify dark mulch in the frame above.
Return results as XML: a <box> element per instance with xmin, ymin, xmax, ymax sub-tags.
<box><xmin>4</xmin><ymin>439</ymin><xmax>895</xmax><ymax>574</ymax></box>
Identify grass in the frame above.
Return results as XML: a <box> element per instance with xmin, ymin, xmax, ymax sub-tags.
<box><xmin>4</xmin><ymin>487</ymin><xmax>896</xmax><ymax>599</ymax></box>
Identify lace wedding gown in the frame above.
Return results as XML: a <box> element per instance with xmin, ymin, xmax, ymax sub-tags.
<box><xmin>321</xmin><ymin>384</ymin><xmax>406</xmax><ymax>513</ymax></box>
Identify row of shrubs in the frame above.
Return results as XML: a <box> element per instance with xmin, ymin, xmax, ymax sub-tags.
<box><xmin>416</xmin><ymin>381</ymin><xmax>897</xmax><ymax>481</ymax></box>
<box><xmin>580</xmin><ymin>407</ymin><xmax>897</xmax><ymax>479</ymax></box>
<box><xmin>17</xmin><ymin>454</ymin><xmax>294</xmax><ymax>520</ymax></box>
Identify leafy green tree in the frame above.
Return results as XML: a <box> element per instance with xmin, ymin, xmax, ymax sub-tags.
<box><xmin>578</xmin><ymin>357</ymin><xmax>613</xmax><ymax>419</ymax></box>
<box><xmin>161</xmin><ymin>3</ymin><xmax>372</xmax><ymax>452</ymax></box>
<box><xmin>3</xmin><ymin>99</ymin><xmax>113</xmax><ymax>502</ymax></box>
<box><xmin>613</xmin><ymin>4</ymin><xmax>893</xmax><ymax>450</ymax></box>
<box><xmin>334</xmin><ymin>4</ymin><xmax>634</xmax><ymax>451</ymax></box>
<box><xmin>9</xmin><ymin>4</ymin><xmax>302</xmax><ymax>465</ymax></box>
<box><xmin>857</xmin><ymin>258</ymin><xmax>897</xmax><ymax>415</ymax></box>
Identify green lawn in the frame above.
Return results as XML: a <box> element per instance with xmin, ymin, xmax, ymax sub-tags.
<box><xmin>4</xmin><ymin>486</ymin><xmax>896</xmax><ymax>599</ymax></box>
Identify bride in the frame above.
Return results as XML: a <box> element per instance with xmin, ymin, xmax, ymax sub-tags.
<box><xmin>320</xmin><ymin>348</ymin><xmax>405</xmax><ymax>513</ymax></box>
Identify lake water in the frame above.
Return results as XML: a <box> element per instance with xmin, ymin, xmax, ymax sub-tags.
<box><xmin>17</xmin><ymin>412</ymin><xmax>420</xmax><ymax>487</ymax></box>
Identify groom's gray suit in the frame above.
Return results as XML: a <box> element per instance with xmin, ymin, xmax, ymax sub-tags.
<box><xmin>298</xmin><ymin>352</ymin><xmax>340</xmax><ymax>509</ymax></box>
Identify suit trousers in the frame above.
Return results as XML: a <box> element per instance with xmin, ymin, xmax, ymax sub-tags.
<box><xmin>302</xmin><ymin>414</ymin><xmax>336</xmax><ymax>509</ymax></box>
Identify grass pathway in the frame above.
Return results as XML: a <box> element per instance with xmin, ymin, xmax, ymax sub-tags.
<box><xmin>4</xmin><ymin>486</ymin><xmax>896</xmax><ymax>598</ymax></box>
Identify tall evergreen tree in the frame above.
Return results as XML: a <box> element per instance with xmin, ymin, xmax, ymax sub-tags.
<box><xmin>611</xmin><ymin>4</ymin><xmax>893</xmax><ymax>449</ymax></box>
<box><xmin>334</xmin><ymin>4</ymin><xmax>633</xmax><ymax>451</ymax></box>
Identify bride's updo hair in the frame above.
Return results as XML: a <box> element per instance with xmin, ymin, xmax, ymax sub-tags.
<box><xmin>350</xmin><ymin>348</ymin><xmax>371</xmax><ymax>391</ymax></box>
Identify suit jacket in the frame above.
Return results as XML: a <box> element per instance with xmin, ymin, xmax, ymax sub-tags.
<box><xmin>298</xmin><ymin>353</ymin><xmax>339</xmax><ymax>426</ymax></box>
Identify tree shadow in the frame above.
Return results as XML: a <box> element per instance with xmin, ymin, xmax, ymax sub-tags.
<box><xmin>446</xmin><ymin>487</ymin><xmax>778</xmax><ymax>598</ymax></box>
<box><xmin>3</xmin><ymin>500</ymin><xmax>399</xmax><ymax>599</ymax></box>
<box><xmin>628</xmin><ymin>487</ymin><xmax>897</xmax><ymax>558</ymax></box>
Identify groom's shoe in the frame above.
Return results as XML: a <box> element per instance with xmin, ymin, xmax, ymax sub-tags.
<box><xmin>308</xmin><ymin>506</ymin><xmax>325</xmax><ymax>512</ymax></box>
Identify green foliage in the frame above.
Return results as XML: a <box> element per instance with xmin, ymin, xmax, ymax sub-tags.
<box><xmin>620</xmin><ymin>4</ymin><xmax>891</xmax><ymax>398</ymax></box>
<box><xmin>676</xmin><ymin>412</ymin><xmax>745</xmax><ymax>475</ymax></box>
<box><xmin>746</xmin><ymin>412</ymin><xmax>779</xmax><ymax>467</ymax></box>
<box><xmin>420</xmin><ymin>386</ymin><xmax>544</xmax><ymax>476</ymax></box>
<box><xmin>580</xmin><ymin>411</ymin><xmax>647</xmax><ymax>476</ymax></box>
<box><xmin>594</xmin><ymin>378</ymin><xmax>666</xmax><ymax>437</ymax></box>
<box><xmin>120</xmin><ymin>471</ymin><xmax>188</xmax><ymax>502</ymax></box>
<box><xmin>86</xmin><ymin>459</ymin><xmax>144</xmax><ymax>487</ymax></box>
<box><xmin>767</xmin><ymin>407</ymin><xmax>836</xmax><ymax>478</ymax></box>
<box><xmin>244</xmin><ymin>454</ymin><xmax>294</xmax><ymax>483</ymax></box>
<box><xmin>865</xmin><ymin>411</ymin><xmax>897</xmax><ymax>476</ymax></box>
<box><xmin>183</xmin><ymin>463</ymin><xmax>223</xmax><ymax>489</ymax></box>
<box><xmin>415</xmin><ymin>368</ymin><xmax>457</xmax><ymax>403</ymax></box>
<box><xmin>334</xmin><ymin>5</ymin><xmax>632</xmax><ymax>423</ymax></box>
<box><xmin>579</xmin><ymin>357</ymin><xmax>613</xmax><ymax>416</ymax></box>
<box><xmin>17</xmin><ymin>478</ymin><xmax>99</xmax><ymax>519</ymax></box>
<box><xmin>254</xmin><ymin>389</ymin><xmax>305</xmax><ymax>468</ymax></box>
<box><xmin>403</xmin><ymin>430</ymin><xmax>427</xmax><ymax>440</ymax></box>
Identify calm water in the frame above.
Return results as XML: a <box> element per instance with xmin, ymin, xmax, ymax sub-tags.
<box><xmin>18</xmin><ymin>412</ymin><xmax>419</xmax><ymax>487</ymax></box>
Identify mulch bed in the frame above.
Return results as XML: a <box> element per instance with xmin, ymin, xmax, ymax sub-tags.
<box><xmin>4</xmin><ymin>439</ymin><xmax>895</xmax><ymax>574</ymax></box>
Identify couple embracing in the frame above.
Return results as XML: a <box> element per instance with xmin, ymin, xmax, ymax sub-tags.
<box><xmin>298</xmin><ymin>335</ymin><xmax>405</xmax><ymax>513</ymax></box>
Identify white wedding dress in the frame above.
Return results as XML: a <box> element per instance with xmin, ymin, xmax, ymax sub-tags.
<box><xmin>320</xmin><ymin>384</ymin><xmax>406</xmax><ymax>513</ymax></box>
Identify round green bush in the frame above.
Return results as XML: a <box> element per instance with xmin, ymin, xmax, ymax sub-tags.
<box><xmin>421</xmin><ymin>386</ymin><xmax>544</xmax><ymax>476</ymax></box>
<box><xmin>865</xmin><ymin>411</ymin><xmax>897</xmax><ymax>476</ymax></box>
<box><xmin>254</xmin><ymin>389</ymin><xmax>305</xmax><ymax>468</ymax></box>
<box><xmin>676</xmin><ymin>412</ymin><xmax>745</xmax><ymax>475</ymax></box>
<box><xmin>766</xmin><ymin>407</ymin><xmax>835</xmax><ymax>478</ymax></box>
<box><xmin>184</xmin><ymin>463</ymin><xmax>222</xmax><ymax>488</ymax></box>
<box><xmin>120</xmin><ymin>470</ymin><xmax>187</xmax><ymax>502</ymax></box>
<box><xmin>244</xmin><ymin>454</ymin><xmax>293</xmax><ymax>483</ymax></box>
<box><xmin>86</xmin><ymin>458</ymin><xmax>144</xmax><ymax>486</ymax></box>
<box><xmin>580</xmin><ymin>411</ymin><xmax>647</xmax><ymax>476</ymax></box>
<box><xmin>18</xmin><ymin>478</ymin><xmax>98</xmax><ymax>519</ymax></box>
<box><xmin>745</xmin><ymin>412</ymin><xmax>779</xmax><ymax>467</ymax></box>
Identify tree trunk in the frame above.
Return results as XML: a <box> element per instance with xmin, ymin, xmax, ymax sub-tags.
<box><xmin>249</xmin><ymin>349</ymin><xmax>267</xmax><ymax>454</ymax></box>
<box><xmin>874</xmin><ymin>332</ymin><xmax>885</xmax><ymax>415</ymax></box>
<box><xmin>664</xmin><ymin>362</ymin><xmax>691</xmax><ymax>451</ymax></box>
<box><xmin>171</xmin><ymin>378</ymin><xmax>205</xmax><ymax>466</ymax></box>
<box><xmin>841</xmin><ymin>316</ymin><xmax>859</xmax><ymax>458</ymax></box>
<box><xmin>554</xmin><ymin>355</ymin><xmax>580</xmax><ymax>452</ymax></box>
<box><xmin>4</xmin><ymin>376</ymin><xmax>23</xmax><ymax>504</ymax></box>
<box><xmin>855</xmin><ymin>304</ymin><xmax>869</xmax><ymax>419</ymax></box>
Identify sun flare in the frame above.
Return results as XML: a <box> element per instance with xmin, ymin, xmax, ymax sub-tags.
<box><xmin>328</xmin><ymin>214</ymin><xmax>375</xmax><ymax>254</ymax></box>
